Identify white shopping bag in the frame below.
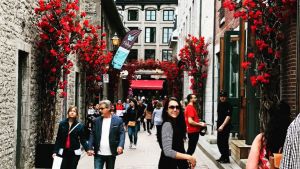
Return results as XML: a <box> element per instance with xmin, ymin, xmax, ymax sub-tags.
<box><xmin>52</xmin><ymin>156</ymin><xmax>63</xmax><ymax>169</ymax></box>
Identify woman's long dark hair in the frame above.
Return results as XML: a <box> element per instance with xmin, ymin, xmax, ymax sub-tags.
<box><xmin>146</xmin><ymin>102</ymin><xmax>154</xmax><ymax>112</ymax></box>
<box><xmin>264</xmin><ymin>101</ymin><xmax>291</xmax><ymax>154</ymax></box>
<box><xmin>162</xmin><ymin>97</ymin><xmax>186</xmax><ymax>139</ymax></box>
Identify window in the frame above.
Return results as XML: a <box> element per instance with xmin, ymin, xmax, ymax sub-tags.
<box><xmin>128</xmin><ymin>27</ymin><xmax>139</xmax><ymax>43</ymax></box>
<box><xmin>163</xmin><ymin>28</ymin><xmax>173</xmax><ymax>43</ymax></box>
<box><xmin>145</xmin><ymin>49</ymin><xmax>155</xmax><ymax>60</ymax></box>
<box><xmin>145</xmin><ymin>10</ymin><xmax>156</xmax><ymax>21</ymax></box>
<box><xmin>163</xmin><ymin>10</ymin><xmax>174</xmax><ymax>21</ymax></box>
<box><xmin>162</xmin><ymin>50</ymin><xmax>173</xmax><ymax>61</ymax></box>
<box><xmin>128</xmin><ymin>10</ymin><xmax>138</xmax><ymax>21</ymax></box>
<box><xmin>145</xmin><ymin>27</ymin><xmax>156</xmax><ymax>43</ymax></box>
<box><xmin>127</xmin><ymin>49</ymin><xmax>138</xmax><ymax>61</ymax></box>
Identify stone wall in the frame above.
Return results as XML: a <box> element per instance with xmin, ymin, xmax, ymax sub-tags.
<box><xmin>0</xmin><ymin>0</ymin><xmax>39</xmax><ymax>168</ymax></box>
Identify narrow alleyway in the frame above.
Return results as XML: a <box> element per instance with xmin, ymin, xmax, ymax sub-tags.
<box><xmin>77</xmin><ymin>129</ymin><xmax>219</xmax><ymax>169</ymax></box>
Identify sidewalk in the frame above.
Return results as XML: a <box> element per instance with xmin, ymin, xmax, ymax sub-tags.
<box><xmin>78</xmin><ymin>129</ymin><xmax>219</xmax><ymax>169</ymax></box>
<box><xmin>197</xmin><ymin>135</ymin><xmax>243</xmax><ymax>169</ymax></box>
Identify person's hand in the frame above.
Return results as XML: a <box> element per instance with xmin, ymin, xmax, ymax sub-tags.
<box><xmin>52</xmin><ymin>153</ymin><xmax>56</xmax><ymax>158</ymax></box>
<box><xmin>117</xmin><ymin>147</ymin><xmax>123</xmax><ymax>155</ymax></box>
<box><xmin>87</xmin><ymin>150</ymin><xmax>95</xmax><ymax>156</ymax></box>
<box><xmin>218</xmin><ymin>125</ymin><xmax>224</xmax><ymax>132</ymax></box>
<box><xmin>187</xmin><ymin>155</ymin><xmax>196</xmax><ymax>168</ymax></box>
<box><xmin>199</xmin><ymin>122</ymin><xmax>206</xmax><ymax>127</ymax></box>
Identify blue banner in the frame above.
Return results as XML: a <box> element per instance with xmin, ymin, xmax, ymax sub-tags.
<box><xmin>112</xmin><ymin>47</ymin><xmax>130</xmax><ymax>69</ymax></box>
<box><xmin>112</xmin><ymin>29</ymin><xmax>141</xmax><ymax>69</ymax></box>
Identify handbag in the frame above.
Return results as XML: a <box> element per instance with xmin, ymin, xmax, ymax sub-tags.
<box><xmin>269</xmin><ymin>147</ymin><xmax>283</xmax><ymax>169</ymax></box>
<box><xmin>52</xmin><ymin>156</ymin><xmax>63</xmax><ymax>169</ymax></box>
<box><xmin>128</xmin><ymin>121</ymin><xmax>136</xmax><ymax>127</ymax></box>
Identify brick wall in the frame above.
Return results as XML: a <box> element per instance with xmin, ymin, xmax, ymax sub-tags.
<box><xmin>215</xmin><ymin>0</ymin><xmax>240</xmax><ymax>45</ymax></box>
<box><xmin>281</xmin><ymin>18</ymin><xmax>297</xmax><ymax>118</ymax></box>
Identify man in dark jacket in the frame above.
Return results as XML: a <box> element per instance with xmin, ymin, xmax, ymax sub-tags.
<box><xmin>216</xmin><ymin>90</ymin><xmax>232</xmax><ymax>163</ymax></box>
<box><xmin>87</xmin><ymin>100</ymin><xmax>125</xmax><ymax>169</ymax></box>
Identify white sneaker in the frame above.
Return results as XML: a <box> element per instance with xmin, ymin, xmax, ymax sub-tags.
<box><xmin>132</xmin><ymin>144</ymin><xmax>136</xmax><ymax>149</ymax></box>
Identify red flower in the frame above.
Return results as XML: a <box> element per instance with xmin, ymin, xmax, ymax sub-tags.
<box><xmin>248</xmin><ymin>52</ymin><xmax>255</xmax><ymax>59</ymax></box>
<box><xmin>250</xmin><ymin>76</ymin><xmax>257</xmax><ymax>86</ymax></box>
<box><xmin>49</xmin><ymin>91</ymin><xmax>56</xmax><ymax>96</ymax></box>
<box><xmin>51</xmin><ymin>67</ymin><xmax>57</xmax><ymax>73</ymax></box>
<box><xmin>83</xmin><ymin>20</ymin><xmax>89</xmax><ymax>27</ymax></box>
<box><xmin>258</xmin><ymin>62</ymin><xmax>266</xmax><ymax>71</ymax></box>
<box><xmin>50</xmin><ymin>49</ymin><xmax>58</xmax><ymax>56</ymax></box>
<box><xmin>242</xmin><ymin>61</ymin><xmax>251</xmax><ymax>69</ymax></box>
<box><xmin>81</xmin><ymin>12</ymin><xmax>86</xmax><ymax>17</ymax></box>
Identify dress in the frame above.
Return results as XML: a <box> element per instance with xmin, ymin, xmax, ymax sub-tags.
<box><xmin>158</xmin><ymin>122</ymin><xmax>189</xmax><ymax>169</ymax></box>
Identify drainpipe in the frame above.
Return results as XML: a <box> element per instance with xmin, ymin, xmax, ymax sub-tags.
<box><xmin>210</xmin><ymin>0</ymin><xmax>217</xmax><ymax>135</ymax></box>
<box><xmin>296</xmin><ymin>0</ymin><xmax>300</xmax><ymax>114</ymax></box>
<box><xmin>199</xmin><ymin>0</ymin><xmax>202</xmax><ymax>36</ymax></box>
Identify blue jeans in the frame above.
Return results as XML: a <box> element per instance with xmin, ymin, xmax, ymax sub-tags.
<box><xmin>94</xmin><ymin>155</ymin><xmax>116</xmax><ymax>169</ymax></box>
<box><xmin>128</xmin><ymin>126</ymin><xmax>138</xmax><ymax>144</ymax></box>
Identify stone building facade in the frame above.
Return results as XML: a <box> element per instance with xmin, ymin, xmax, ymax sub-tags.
<box><xmin>0</xmin><ymin>0</ymin><xmax>124</xmax><ymax>168</ymax></box>
<box><xmin>116</xmin><ymin>0</ymin><xmax>177</xmax><ymax>62</ymax></box>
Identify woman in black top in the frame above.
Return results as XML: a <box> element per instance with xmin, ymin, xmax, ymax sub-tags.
<box><xmin>53</xmin><ymin>105</ymin><xmax>89</xmax><ymax>169</ymax></box>
<box><xmin>125</xmin><ymin>98</ymin><xmax>139</xmax><ymax>149</ymax></box>
<box><xmin>158</xmin><ymin>97</ymin><xmax>196</xmax><ymax>169</ymax></box>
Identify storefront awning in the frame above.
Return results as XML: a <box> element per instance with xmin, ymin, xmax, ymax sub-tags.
<box><xmin>130</xmin><ymin>80</ymin><xmax>164</xmax><ymax>90</ymax></box>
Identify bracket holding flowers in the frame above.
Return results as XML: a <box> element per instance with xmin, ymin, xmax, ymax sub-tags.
<box><xmin>179</xmin><ymin>35</ymin><xmax>209</xmax><ymax>114</ymax></box>
<box><xmin>35</xmin><ymin>0</ymin><xmax>112</xmax><ymax>143</ymax></box>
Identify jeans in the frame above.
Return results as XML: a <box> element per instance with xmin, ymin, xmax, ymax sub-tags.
<box><xmin>128</xmin><ymin>126</ymin><xmax>138</xmax><ymax>144</ymax></box>
<box><xmin>94</xmin><ymin>155</ymin><xmax>116</xmax><ymax>169</ymax></box>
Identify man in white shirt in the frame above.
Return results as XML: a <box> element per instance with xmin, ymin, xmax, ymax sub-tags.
<box><xmin>88</xmin><ymin>100</ymin><xmax>125</xmax><ymax>169</ymax></box>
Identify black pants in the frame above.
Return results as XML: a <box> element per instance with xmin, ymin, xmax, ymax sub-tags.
<box><xmin>156</xmin><ymin>125</ymin><xmax>162</xmax><ymax>148</ymax></box>
<box><xmin>141</xmin><ymin>117</ymin><xmax>146</xmax><ymax>131</ymax></box>
<box><xmin>159</xmin><ymin>151</ymin><xmax>190</xmax><ymax>169</ymax></box>
<box><xmin>146</xmin><ymin>119</ymin><xmax>153</xmax><ymax>134</ymax></box>
<box><xmin>187</xmin><ymin>132</ymin><xmax>200</xmax><ymax>155</ymax></box>
<box><xmin>217</xmin><ymin>128</ymin><xmax>230</xmax><ymax>159</ymax></box>
<box><xmin>60</xmin><ymin>149</ymin><xmax>80</xmax><ymax>169</ymax></box>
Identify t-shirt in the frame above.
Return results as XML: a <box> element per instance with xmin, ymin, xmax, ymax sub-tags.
<box><xmin>217</xmin><ymin>101</ymin><xmax>232</xmax><ymax>127</ymax></box>
<box><xmin>184</xmin><ymin>104</ymin><xmax>200</xmax><ymax>133</ymax></box>
<box><xmin>98</xmin><ymin>117</ymin><xmax>112</xmax><ymax>155</ymax></box>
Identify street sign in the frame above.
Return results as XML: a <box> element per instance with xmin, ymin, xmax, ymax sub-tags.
<box><xmin>103</xmin><ymin>74</ymin><xmax>109</xmax><ymax>83</ymax></box>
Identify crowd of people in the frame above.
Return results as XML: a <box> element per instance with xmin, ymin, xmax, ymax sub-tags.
<box><xmin>52</xmin><ymin>91</ymin><xmax>300</xmax><ymax>169</ymax></box>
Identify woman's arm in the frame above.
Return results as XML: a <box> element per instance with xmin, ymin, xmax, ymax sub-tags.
<box><xmin>246</xmin><ymin>133</ymin><xmax>263</xmax><ymax>169</ymax></box>
<box><xmin>79</xmin><ymin>123</ymin><xmax>89</xmax><ymax>151</ymax></box>
<box><xmin>161</xmin><ymin>122</ymin><xmax>196</xmax><ymax>166</ymax></box>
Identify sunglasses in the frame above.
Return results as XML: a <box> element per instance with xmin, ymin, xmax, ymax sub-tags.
<box><xmin>168</xmin><ymin>105</ymin><xmax>180</xmax><ymax>110</ymax></box>
<box><xmin>99</xmin><ymin>107</ymin><xmax>106</xmax><ymax>110</ymax></box>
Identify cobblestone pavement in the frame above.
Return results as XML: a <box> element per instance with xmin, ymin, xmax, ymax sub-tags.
<box><xmin>77</xmin><ymin>129</ymin><xmax>219</xmax><ymax>169</ymax></box>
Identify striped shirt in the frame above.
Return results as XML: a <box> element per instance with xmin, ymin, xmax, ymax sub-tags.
<box><xmin>280</xmin><ymin>113</ymin><xmax>300</xmax><ymax>169</ymax></box>
<box><xmin>161</xmin><ymin>122</ymin><xmax>176</xmax><ymax>158</ymax></box>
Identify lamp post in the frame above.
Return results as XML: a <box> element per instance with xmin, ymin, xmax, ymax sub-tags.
<box><xmin>104</xmin><ymin>33</ymin><xmax>121</xmax><ymax>101</ymax></box>
<box><xmin>111</xmin><ymin>32</ymin><xmax>120</xmax><ymax>51</ymax></box>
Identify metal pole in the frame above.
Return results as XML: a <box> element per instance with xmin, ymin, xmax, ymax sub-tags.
<box><xmin>296</xmin><ymin>0</ymin><xmax>300</xmax><ymax>114</ymax></box>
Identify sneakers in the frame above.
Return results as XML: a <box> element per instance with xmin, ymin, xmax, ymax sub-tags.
<box><xmin>129</xmin><ymin>143</ymin><xmax>132</xmax><ymax>148</ymax></box>
<box><xmin>132</xmin><ymin>144</ymin><xmax>136</xmax><ymax>149</ymax></box>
